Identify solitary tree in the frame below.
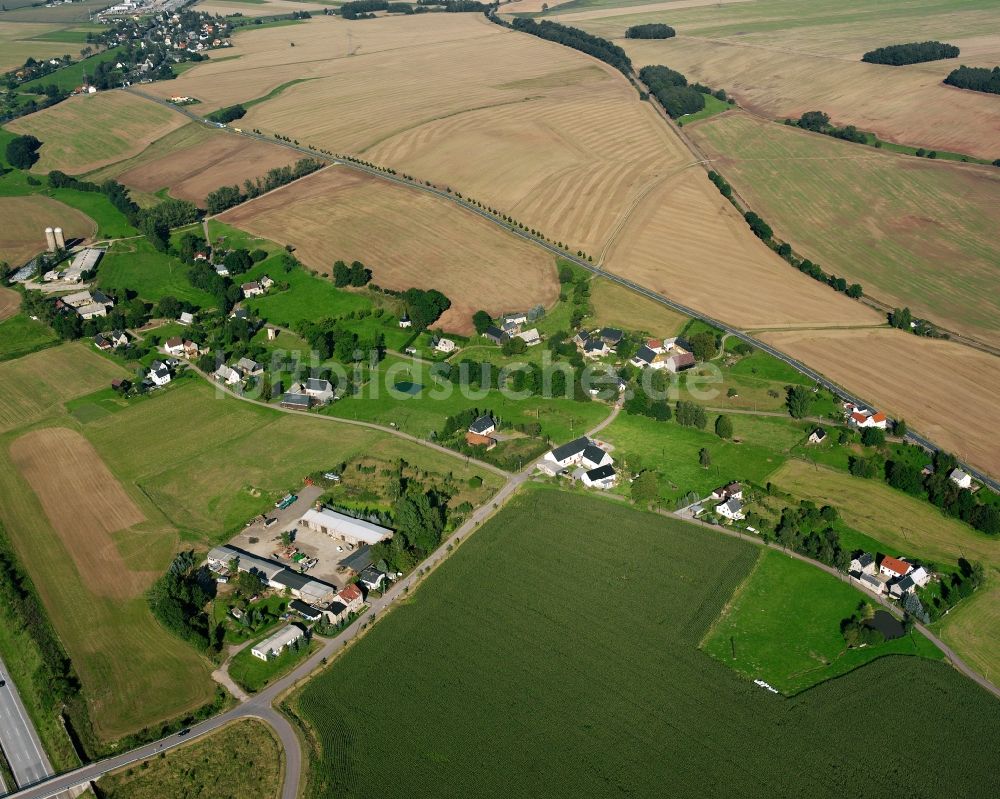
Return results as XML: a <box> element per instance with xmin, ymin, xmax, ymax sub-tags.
<box><xmin>699</xmin><ymin>448</ymin><xmax>711</xmax><ymax>468</ymax></box>
<box><xmin>472</xmin><ymin>310</ymin><xmax>492</xmax><ymax>334</ymax></box>
<box><xmin>715</xmin><ymin>415</ymin><xmax>733</xmax><ymax>439</ymax></box>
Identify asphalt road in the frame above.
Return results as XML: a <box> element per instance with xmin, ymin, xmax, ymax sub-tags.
<box><xmin>0</xmin><ymin>657</ymin><xmax>54</xmax><ymax>789</ymax></box>
<box><xmin>127</xmin><ymin>86</ymin><xmax>998</xmax><ymax>493</ymax></box>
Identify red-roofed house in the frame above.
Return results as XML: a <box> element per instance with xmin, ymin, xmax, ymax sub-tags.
<box><xmin>335</xmin><ymin>583</ymin><xmax>364</xmax><ymax>613</ymax></box>
<box><xmin>879</xmin><ymin>556</ymin><xmax>912</xmax><ymax>579</ymax></box>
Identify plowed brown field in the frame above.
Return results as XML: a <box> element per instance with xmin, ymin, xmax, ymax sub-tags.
<box><xmin>9</xmin><ymin>427</ymin><xmax>156</xmax><ymax>599</ymax></box>
<box><xmin>0</xmin><ymin>195</ymin><xmax>95</xmax><ymax>266</ymax></box>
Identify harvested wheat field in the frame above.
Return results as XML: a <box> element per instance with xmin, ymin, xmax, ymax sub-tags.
<box><xmin>218</xmin><ymin>166</ymin><xmax>558</xmax><ymax>334</ymax></box>
<box><xmin>9</xmin><ymin>427</ymin><xmax>157</xmax><ymax>599</ymax></box>
<box><xmin>687</xmin><ymin>111</ymin><xmax>1000</xmax><ymax>346</ymax></box>
<box><xmin>0</xmin><ymin>195</ymin><xmax>95</xmax><ymax>266</ymax></box>
<box><xmin>114</xmin><ymin>125</ymin><xmax>307</xmax><ymax>205</ymax></box>
<box><xmin>0</xmin><ymin>286</ymin><xmax>19</xmax><ymax>322</ymax></box>
<box><xmin>760</xmin><ymin>327</ymin><xmax>1000</xmax><ymax>479</ymax></box>
<box><xmin>565</xmin><ymin>0</ymin><xmax>1000</xmax><ymax>158</ymax></box>
<box><xmin>601</xmin><ymin>167</ymin><xmax>882</xmax><ymax>329</ymax></box>
<box><xmin>6</xmin><ymin>90</ymin><xmax>187</xmax><ymax>174</ymax></box>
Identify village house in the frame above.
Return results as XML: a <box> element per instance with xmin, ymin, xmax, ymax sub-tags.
<box><xmin>242</xmin><ymin>280</ymin><xmax>265</xmax><ymax>298</ymax></box>
<box><xmin>236</xmin><ymin>357</ymin><xmax>263</xmax><ymax>378</ymax></box>
<box><xmin>251</xmin><ymin>624</ymin><xmax>304</xmax><ymax>661</ymax></box>
<box><xmin>859</xmin><ymin>573</ymin><xmax>884</xmax><ymax>595</ymax></box>
<box><xmin>469</xmin><ymin>415</ymin><xmax>496</xmax><ymax>437</ymax></box>
<box><xmin>334</xmin><ymin>583</ymin><xmax>364</xmax><ymax>614</ymax></box>
<box><xmin>715</xmin><ymin>497</ymin><xmax>746</xmax><ymax>521</ymax></box>
<box><xmin>879</xmin><ymin>555</ymin><xmax>912</xmax><ymax>580</ymax></box>
<box><xmin>94</xmin><ymin>330</ymin><xmax>128</xmax><ymax>351</ymax></box>
<box><xmin>665</xmin><ymin>352</ymin><xmax>696</xmax><ymax>373</ymax></box>
<box><xmin>77</xmin><ymin>302</ymin><xmax>108</xmax><ymax>320</ymax></box>
<box><xmin>517</xmin><ymin>328</ymin><xmax>542</xmax><ymax>346</ymax></box>
<box><xmin>850</xmin><ymin>552</ymin><xmax>877</xmax><ymax>576</ymax></box>
<box><xmin>148</xmin><ymin>360</ymin><xmax>172</xmax><ymax>387</ymax></box>
<box><xmin>214</xmin><ymin>263</ymin><xmax>230</xmax><ymax>277</ymax></box>
<box><xmin>600</xmin><ymin>328</ymin><xmax>623</xmax><ymax>348</ymax></box>
<box><xmin>889</xmin><ymin>566</ymin><xmax>931</xmax><ymax>599</ymax></box>
<box><xmin>844</xmin><ymin>402</ymin><xmax>888</xmax><ymax>429</ymax></box>
<box><xmin>581</xmin><ymin>463</ymin><xmax>617</xmax><ymax>489</ymax></box>
<box><xmin>483</xmin><ymin>325</ymin><xmax>507</xmax><ymax>345</ymax></box>
<box><xmin>299</xmin><ymin>507</ymin><xmax>394</xmax><ymax>549</ymax></box>
<box><xmin>164</xmin><ymin>337</ymin><xmax>186</xmax><ymax>357</ymax></box>
<box><xmin>433</xmin><ymin>337</ymin><xmax>457</xmax><ymax>354</ymax></box>
<box><xmin>179</xmin><ymin>311</ymin><xmax>195</xmax><ymax>326</ymax></box>
<box><xmin>711</xmin><ymin>482</ymin><xmax>743</xmax><ymax>502</ymax></box>
<box><xmin>260</xmin><ymin>275</ymin><xmax>274</xmax><ymax>290</ymax></box>
<box><xmin>324</xmin><ymin>600</ymin><xmax>350</xmax><ymax>625</ymax></box>
<box><xmin>949</xmin><ymin>468</ymin><xmax>973</xmax><ymax>489</ymax></box>
<box><xmin>299</xmin><ymin>378</ymin><xmax>334</xmax><ymax>404</ymax></box>
<box><xmin>545</xmin><ymin>437</ymin><xmax>613</xmax><ymax>471</ymax></box>
<box><xmin>808</xmin><ymin>428</ymin><xmax>827</xmax><ymax>445</ymax></box>
<box><xmin>214</xmin><ymin>364</ymin><xmax>241</xmax><ymax>385</ymax></box>
<box><xmin>360</xmin><ymin>565</ymin><xmax>387</xmax><ymax>592</ymax></box>
<box><xmin>183</xmin><ymin>340</ymin><xmax>201</xmax><ymax>359</ymax></box>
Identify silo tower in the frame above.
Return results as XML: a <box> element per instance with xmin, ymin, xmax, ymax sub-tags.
<box><xmin>45</xmin><ymin>227</ymin><xmax>57</xmax><ymax>252</ymax></box>
<box><xmin>54</xmin><ymin>227</ymin><xmax>65</xmax><ymax>249</ymax></box>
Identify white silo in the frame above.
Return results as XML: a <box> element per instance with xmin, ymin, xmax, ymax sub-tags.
<box><xmin>54</xmin><ymin>227</ymin><xmax>65</xmax><ymax>249</ymax></box>
<box><xmin>45</xmin><ymin>227</ymin><xmax>57</xmax><ymax>252</ymax></box>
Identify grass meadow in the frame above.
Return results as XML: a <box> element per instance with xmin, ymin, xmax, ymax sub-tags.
<box><xmin>0</xmin><ymin>313</ymin><xmax>59</xmax><ymax>361</ymax></box>
<box><xmin>291</xmin><ymin>487</ymin><xmax>1000</xmax><ymax>798</ymax></box>
<box><xmin>702</xmin><ymin>548</ymin><xmax>942</xmax><ymax>694</ymax></box>
<box><xmin>97</xmin><ymin>238</ymin><xmax>217</xmax><ymax>308</ymax></box>
<box><xmin>228</xmin><ymin>636</ymin><xmax>315</xmax><ymax>694</ymax></box>
<box><xmin>0</xmin><ymin>349</ymin><xmax>499</xmax><ymax>744</ymax></box>
<box><xmin>95</xmin><ymin>719</ymin><xmax>282</xmax><ymax>799</ymax></box>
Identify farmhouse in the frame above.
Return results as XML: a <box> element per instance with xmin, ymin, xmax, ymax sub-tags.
<box><xmin>242</xmin><ymin>280</ymin><xmax>265</xmax><ymax>298</ymax></box>
<box><xmin>148</xmin><ymin>360</ymin><xmax>172</xmax><ymax>386</ymax></box>
<box><xmin>845</xmin><ymin>402</ymin><xmax>888</xmax><ymax>429</ymax></box>
<box><xmin>583</xmin><ymin>338</ymin><xmax>609</xmax><ymax>358</ymax></box>
<box><xmin>300</xmin><ymin>378</ymin><xmax>334</xmax><ymax>404</ymax></box>
<box><xmin>77</xmin><ymin>302</ymin><xmax>108</xmax><ymax>320</ymax></box>
<box><xmin>859</xmin><ymin>573</ymin><xmax>885</xmax><ymax>595</ymax></box>
<box><xmin>360</xmin><ymin>565</ymin><xmax>386</xmax><ymax>592</ymax></box>
<box><xmin>631</xmin><ymin>345</ymin><xmax>660</xmax><ymax>369</ymax></box>
<box><xmin>251</xmin><ymin>624</ymin><xmax>304</xmax><ymax>661</ymax></box>
<box><xmin>433</xmin><ymin>337</ymin><xmax>457</xmax><ymax>354</ymax></box>
<box><xmin>334</xmin><ymin>582</ymin><xmax>364</xmax><ymax>614</ymax></box>
<box><xmin>164</xmin><ymin>337</ymin><xmax>185</xmax><ymax>356</ymax></box>
<box><xmin>715</xmin><ymin>497</ymin><xmax>746</xmax><ymax>521</ymax></box>
<box><xmin>324</xmin><ymin>600</ymin><xmax>350</xmax><ymax>625</ymax></box>
<box><xmin>299</xmin><ymin>507</ymin><xmax>394</xmax><ymax>548</ymax></box>
<box><xmin>581</xmin><ymin>463</ymin><xmax>617</xmax><ymax>489</ymax></box>
<box><xmin>502</xmin><ymin>312</ymin><xmax>528</xmax><ymax>329</ymax></box>
<box><xmin>183</xmin><ymin>340</ymin><xmax>201</xmax><ymax>359</ymax></box>
<box><xmin>711</xmin><ymin>482</ymin><xmax>743</xmax><ymax>502</ymax></box>
<box><xmin>665</xmin><ymin>352</ymin><xmax>696</xmax><ymax>373</ymax></box>
<box><xmin>469</xmin><ymin>415</ymin><xmax>496</xmax><ymax>436</ymax></box>
<box><xmin>465</xmin><ymin>432</ymin><xmax>497</xmax><ymax>449</ymax></box>
<box><xmin>808</xmin><ymin>428</ymin><xmax>827</xmax><ymax>444</ymax></box>
<box><xmin>214</xmin><ymin>364</ymin><xmax>241</xmax><ymax>385</ymax></box>
<box><xmin>850</xmin><ymin>552</ymin><xmax>876</xmax><ymax>576</ymax></box>
<box><xmin>280</xmin><ymin>392</ymin><xmax>313</xmax><ymax>410</ymax></box>
<box><xmin>600</xmin><ymin>328</ymin><xmax>623</xmax><ymax>347</ymax></box>
<box><xmin>94</xmin><ymin>330</ymin><xmax>127</xmax><ymax>351</ymax></box>
<box><xmin>517</xmin><ymin>328</ymin><xmax>541</xmax><ymax>346</ymax></box>
<box><xmin>949</xmin><ymin>468</ymin><xmax>973</xmax><ymax>489</ymax></box>
<box><xmin>545</xmin><ymin>437</ymin><xmax>613</xmax><ymax>470</ymax></box>
<box><xmin>483</xmin><ymin>326</ymin><xmax>507</xmax><ymax>345</ymax></box>
<box><xmin>236</xmin><ymin>357</ymin><xmax>263</xmax><ymax>377</ymax></box>
<box><xmin>215</xmin><ymin>264</ymin><xmax>229</xmax><ymax>277</ymax></box>
<box><xmin>879</xmin><ymin>556</ymin><xmax>912</xmax><ymax>579</ymax></box>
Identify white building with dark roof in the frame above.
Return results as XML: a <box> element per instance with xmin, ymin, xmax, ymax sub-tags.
<box><xmin>299</xmin><ymin>507</ymin><xmax>394</xmax><ymax>548</ymax></box>
<box><xmin>251</xmin><ymin>624</ymin><xmax>304</xmax><ymax>661</ymax></box>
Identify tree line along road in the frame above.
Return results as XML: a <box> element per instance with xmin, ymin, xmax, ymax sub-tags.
<box><xmin>125</xmin><ymin>87</ymin><xmax>999</xmax><ymax>493</ymax></box>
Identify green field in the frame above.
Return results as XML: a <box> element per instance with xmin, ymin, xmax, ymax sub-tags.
<box><xmin>291</xmin><ymin>487</ymin><xmax>1000</xmax><ymax>798</ymax></box>
<box><xmin>0</xmin><ymin>349</ymin><xmax>501</xmax><ymax>745</ymax></box>
<box><xmin>95</xmin><ymin>719</ymin><xmax>283</xmax><ymax>799</ymax></box>
<box><xmin>702</xmin><ymin>548</ymin><xmax>942</xmax><ymax>693</ymax></box>
<box><xmin>0</xmin><ymin>0</ymin><xmax>111</xmax><ymax>23</ymax></box>
<box><xmin>678</xmin><ymin>93</ymin><xmax>730</xmax><ymax>125</ymax></box>
<box><xmin>688</xmin><ymin>111</ymin><xmax>1000</xmax><ymax>345</ymax></box>
<box><xmin>97</xmin><ymin>238</ymin><xmax>217</xmax><ymax>308</ymax></box>
<box><xmin>601</xmin><ymin>411</ymin><xmax>800</xmax><ymax>505</ymax></box>
<box><xmin>0</xmin><ymin>313</ymin><xmax>59</xmax><ymax>361</ymax></box>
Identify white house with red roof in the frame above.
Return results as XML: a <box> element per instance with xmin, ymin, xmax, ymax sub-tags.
<box><xmin>879</xmin><ymin>555</ymin><xmax>912</xmax><ymax>580</ymax></box>
<box><xmin>844</xmin><ymin>402</ymin><xmax>888</xmax><ymax>429</ymax></box>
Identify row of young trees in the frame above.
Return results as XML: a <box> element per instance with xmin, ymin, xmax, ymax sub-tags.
<box><xmin>862</xmin><ymin>41</ymin><xmax>959</xmax><ymax>66</ymax></box>
<box><xmin>204</xmin><ymin>158</ymin><xmax>324</xmax><ymax>215</ymax></box>
<box><xmin>705</xmin><ymin>170</ymin><xmax>864</xmax><ymax>300</ymax></box>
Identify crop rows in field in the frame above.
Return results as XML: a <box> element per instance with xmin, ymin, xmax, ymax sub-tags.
<box><xmin>292</xmin><ymin>488</ymin><xmax>1000</xmax><ymax>798</ymax></box>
